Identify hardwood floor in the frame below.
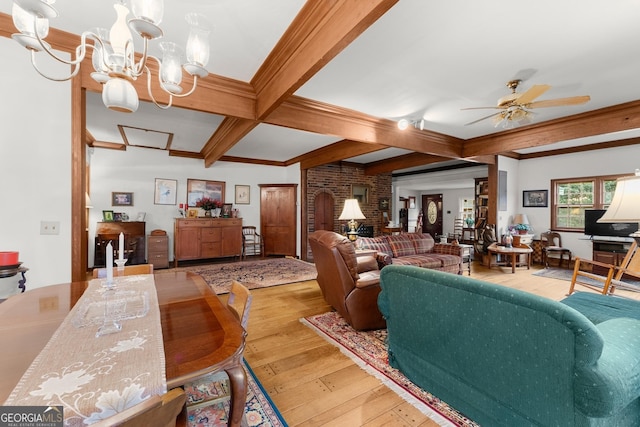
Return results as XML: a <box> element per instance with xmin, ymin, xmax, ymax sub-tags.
<box><xmin>239</xmin><ymin>261</ymin><xmax>640</xmax><ymax>426</ymax></box>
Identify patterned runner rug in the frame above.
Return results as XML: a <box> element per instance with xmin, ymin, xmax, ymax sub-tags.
<box><xmin>166</xmin><ymin>258</ymin><xmax>317</xmax><ymax>294</ymax></box>
<box><xmin>301</xmin><ymin>312</ymin><xmax>478</xmax><ymax>427</ymax></box>
<box><xmin>186</xmin><ymin>358</ymin><xmax>288</xmax><ymax>427</ymax></box>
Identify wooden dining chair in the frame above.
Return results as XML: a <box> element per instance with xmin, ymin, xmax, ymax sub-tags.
<box><xmin>92</xmin><ymin>387</ymin><xmax>186</xmax><ymax>427</ymax></box>
<box><xmin>241</xmin><ymin>226</ymin><xmax>263</xmax><ymax>259</ymax></box>
<box><xmin>541</xmin><ymin>231</ymin><xmax>572</xmax><ymax>269</ymax></box>
<box><xmin>183</xmin><ymin>281</ymin><xmax>252</xmax><ymax>424</ymax></box>
<box><xmin>93</xmin><ymin>264</ymin><xmax>154</xmax><ymax>278</ymax></box>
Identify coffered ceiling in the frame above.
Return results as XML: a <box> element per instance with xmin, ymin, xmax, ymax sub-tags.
<box><xmin>3</xmin><ymin>0</ymin><xmax>640</xmax><ymax>174</ymax></box>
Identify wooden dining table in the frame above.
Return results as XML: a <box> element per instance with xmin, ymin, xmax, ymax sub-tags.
<box><xmin>0</xmin><ymin>271</ymin><xmax>246</xmax><ymax>427</ymax></box>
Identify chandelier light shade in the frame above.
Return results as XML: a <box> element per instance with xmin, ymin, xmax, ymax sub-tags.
<box><xmin>10</xmin><ymin>0</ymin><xmax>210</xmax><ymax>112</ymax></box>
<box><xmin>339</xmin><ymin>199</ymin><xmax>366</xmax><ymax>242</ymax></box>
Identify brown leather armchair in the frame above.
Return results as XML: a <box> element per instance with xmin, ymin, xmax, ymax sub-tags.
<box><xmin>309</xmin><ymin>230</ymin><xmax>386</xmax><ymax>330</ymax></box>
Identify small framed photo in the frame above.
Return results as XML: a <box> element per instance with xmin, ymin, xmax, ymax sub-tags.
<box><xmin>523</xmin><ymin>190</ymin><xmax>548</xmax><ymax>207</ymax></box>
<box><xmin>154</xmin><ymin>178</ymin><xmax>177</xmax><ymax>205</ymax></box>
<box><xmin>113</xmin><ymin>212</ymin><xmax>123</xmax><ymax>221</ymax></box>
<box><xmin>112</xmin><ymin>192</ymin><xmax>133</xmax><ymax>206</ymax></box>
<box><xmin>102</xmin><ymin>210</ymin><xmax>114</xmax><ymax>221</ymax></box>
<box><xmin>221</xmin><ymin>203</ymin><xmax>232</xmax><ymax>217</ymax></box>
<box><xmin>187</xmin><ymin>208</ymin><xmax>199</xmax><ymax>218</ymax></box>
<box><xmin>235</xmin><ymin>185</ymin><xmax>250</xmax><ymax>204</ymax></box>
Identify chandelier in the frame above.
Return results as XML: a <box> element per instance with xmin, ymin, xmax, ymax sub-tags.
<box><xmin>10</xmin><ymin>0</ymin><xmax>210</xmax><ymax>113</ymax></box>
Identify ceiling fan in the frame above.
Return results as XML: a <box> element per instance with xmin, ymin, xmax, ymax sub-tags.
<box><xmin>463</xmin><ymin>79</ymin><xmax>590</xmax><ymax>127</ymax></box>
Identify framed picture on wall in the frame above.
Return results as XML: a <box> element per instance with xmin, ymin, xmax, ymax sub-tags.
<box><xmin>154</xmin><ymin>178</ymin><xmax>177</xmax><ymax>205</ymax></box>
<box><xmin>351</xmin><ymin>184</ymin><xmax>370</xmax><ymax>205</ymax></box>
<box><xmin>523</xmin><ymin>190</ymin><xmax>548</xmax><ymax>207</ymax></box>
<box><xmin>112</xmin><ymin>192</ymin><xmax>133</xmax><ymax>206</ymax></box>
<box><xmin>187</xmin><ymin>179</ymin><xmax>225</xmax><ymax>207</ymax></box>
<box><xmin>235</xmin><ymin>185</ymin><xmax>250</xmax><ymax>204</ymax></box>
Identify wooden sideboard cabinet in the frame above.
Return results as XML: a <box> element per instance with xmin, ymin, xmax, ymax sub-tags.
<box><xmin>147</xmin><ymin>234</ymin><xmax>169</xmax><ymax>269</ymax></box>
<box><xmin>174</xmin><ymin>218</ymin><xmax>243</xmax><ymax>267</ymax></box>
<box><xmin>94</xmin><ymin>222</ymin><xmax>146</xmax><ymax>267</ymax></box>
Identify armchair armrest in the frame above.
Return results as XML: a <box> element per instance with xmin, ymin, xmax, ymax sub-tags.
<box><xmin>575</xmin><ymin>317</ymin><xmax>640</xmax><ymax>417</ymax></box>
<box><xmin>375</xmin><ymin>253</ymin><xmax>392</xmax><ymax>269</ymax></box>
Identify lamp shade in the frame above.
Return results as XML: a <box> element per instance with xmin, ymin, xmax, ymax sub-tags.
<box><xmin>513</xmin><ymin>214</ymin><xmax>530</xmax><ymax>225</ymax></box>
<box><xmin>339</xmin><ymin>199</ymin><xmax>365</xmax><ymax>220</ymax></box>
<box><xmin>598</xmin><ymin>172</ymin><xmax>640</xmax><ymax>223</ymax></box>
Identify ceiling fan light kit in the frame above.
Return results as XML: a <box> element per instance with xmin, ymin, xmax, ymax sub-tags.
<box><xmin>10</xmin><ymin>0</ymin><xmax>210</xmax><ymax>113</ymax></box>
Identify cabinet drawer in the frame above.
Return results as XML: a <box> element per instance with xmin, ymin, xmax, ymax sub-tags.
<box><xmin>148</xmin><ymin>236</ymin><xmax>168</xmax><ymax>246</ymax></box>
<box><xmin>148</xmin><ymin>252</ymin><xmax>169</xmax><ymax>268</ymax></box>
<box><xmin>177</xmin><ymin>219</ymin><xmax>212</xmax><ymax>228</ymax></box>
<box><xmin>201</xmin><ymin>228</ymin><xmax>221</xmax><ymax>242</ymax></box>
<box><xmin>201</xmin><ymin>243</ymin><xmax>221</xmax><ymax>258</ymax></box>
<box><xmin>211</xmin><ymin>218</ymin><xmax>242</xmax><ymax>227</ymax></box>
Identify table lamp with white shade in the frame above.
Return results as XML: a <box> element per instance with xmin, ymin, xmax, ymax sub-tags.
<box><xmin>339</xmin><ymin>199</ymin><xmax>366</xmax><ymax>242</ymax></box>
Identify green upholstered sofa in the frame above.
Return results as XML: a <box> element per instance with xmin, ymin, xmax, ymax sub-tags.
<box><xmin>378</xmin><ymin>265</ymin><xmax>640</xmax><ymax>426</ymax></box>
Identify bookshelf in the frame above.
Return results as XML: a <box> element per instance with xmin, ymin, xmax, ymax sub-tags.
<box><xmin>475</xmin><ymin>177</ymin><xmax>489</xmax><ymax>229</ymax></box>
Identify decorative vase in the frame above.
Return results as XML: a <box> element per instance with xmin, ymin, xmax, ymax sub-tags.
<box><xmin>204</xmin><ymin>210</ymin><xmax>212</xmax><ymax>217</ymax></box>
<box><xmin>518</xmin><ymin>229</ymin><xmax>527</xmax><ymax>235</ymax></box>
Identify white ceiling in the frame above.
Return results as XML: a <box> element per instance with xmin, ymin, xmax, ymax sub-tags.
<box><xmin>4</xmin><ymin>0</ymin><xmax>640</xmax><ymax>169</ymax></box>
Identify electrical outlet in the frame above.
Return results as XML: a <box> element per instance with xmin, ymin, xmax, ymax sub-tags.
<box><xmin>40</xmin><ymin>221</ymin><xmax>60</xmax><ymax>235</ymax></box>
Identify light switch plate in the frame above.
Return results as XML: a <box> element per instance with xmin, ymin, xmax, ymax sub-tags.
<box><xmin>40</xmin><ymin>221</ymin><xmax>60</xmax><ymax>235</ymax></box>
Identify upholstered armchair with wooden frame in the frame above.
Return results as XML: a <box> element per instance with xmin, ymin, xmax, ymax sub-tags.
<box><xmin>568</xmin><ymin>240</ymin><xmax>640</xmax><ymax>295</ymax></box>
<box><xmin>308</xmin><ymin>230</ymin><xmax>386</xmax><ymax>331</ymax></box>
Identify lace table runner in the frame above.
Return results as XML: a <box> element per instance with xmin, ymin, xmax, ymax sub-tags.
<box><xmin>3</xmin><ymin>275</ymin><xmax>166</xmax><ymax>426</ymax></box>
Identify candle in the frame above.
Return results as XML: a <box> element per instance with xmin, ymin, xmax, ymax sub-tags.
<box><xmin>106</xmin><ymin>242</ymin><xmax>113</xmax><ymax>283</ymax></box>
<box><xmin>118</xmin><ymin>232</ymin><xmax>124</xmax><ymax>261</ymax></box>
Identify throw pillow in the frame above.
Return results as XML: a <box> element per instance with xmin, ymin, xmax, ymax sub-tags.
<box><xmin>386</xmin><ymin>234</ymin><xmax>417</xmax><ymax>257</ymax></box>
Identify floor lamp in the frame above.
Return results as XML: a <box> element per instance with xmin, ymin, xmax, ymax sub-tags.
<box><xmin>598</xmin><ymin>170</ymin><xmax>640</xmax><ymax>244</ymax></box>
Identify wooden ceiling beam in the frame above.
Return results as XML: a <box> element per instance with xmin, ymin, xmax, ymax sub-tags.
<box><xmin>364</xmin><ymin>152</ymin><xmax>453</xmax><ymax>175</ymax></box>
<box><xmin>252</xmin><ymin>0</ymin><xmax>398</xmax><ymax>120</ymax></box>
<box><xmin>267</xmin><ymin>96</ymin><xmax>464</xmax><ymax>158</ymax></box>
<box><xmin>463</xmin><ymin>100</ymin><xmax>640</xmax><ymax>157</ymax></box>
<box><xmin>202</xmin><ymin>117</ymin><xmax>259</xmax><ymax>167</ymax></box>
<box><xmin>297</xmin><ymin>139</ymin><xmax>387</xmax><ymax>169</ymax></box>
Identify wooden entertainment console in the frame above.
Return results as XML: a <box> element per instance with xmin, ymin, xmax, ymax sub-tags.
<box><xmin>173</xmin><ymin>218</ymin><xmax>242</xmax><ymax>267</ymax></box>
<box><xmin>592</xmin><ymin>239</ymin><xmax>633</xmax><ymax>275</ymax></box>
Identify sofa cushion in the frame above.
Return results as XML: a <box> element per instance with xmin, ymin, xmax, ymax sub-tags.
<box><xmin>390</xmin><ymin>255</ymin><xmax>442</xmax><ymax>269</ymax></box>
<box><xmin>406</xmin><ymin>233</ymin><xmax>435</xmax><ymax>254</ymax></box>
<box><xmin>386</xmin><ymin>234</ymin><xmax>417</xmax><ymax>257</ymax></box>
<box><xmin>358</xmin><ymin>236</ymin><xmax>393</xmax><ymax>257</ymax></box>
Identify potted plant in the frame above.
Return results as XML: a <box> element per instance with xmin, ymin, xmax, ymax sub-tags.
<box><xmin>514</xmin><ymin>223</ymin><xmax>531</xmax><ymax>235</ymax></box>
<box><xmin>195</xmin><ymin>197</ymin><xmax>222</xmax><ymax>217</ymax></box>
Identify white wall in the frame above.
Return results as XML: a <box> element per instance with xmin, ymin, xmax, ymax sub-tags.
<box><xmin>497</xmin><ymin>156</ymin><xmax>521</xmax><ymax>237</ymax></box>
<box><xmin>89</xmin><ymin>147</ymin><xmax>301</xmax><ymax>265</ymax></box>
<box><xmin>517</xmin><ymin>145</ymin><xmax>640</xmax><ymax>259</ymax></box>
<box><xmin>0</xmin><ymin>37</ymin><xmax>72</xmax><ymax>292</ymax></box>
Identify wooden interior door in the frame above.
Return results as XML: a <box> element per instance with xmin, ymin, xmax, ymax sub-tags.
<box><xmin>421</xmin><ymin>194</ymin><xmax>443</xmax><ymax>238</ymax></box>
<box><xmin>314</xmin><ymin>192</ymin><xmax>334</xmax><ymax>232</ymax></box>
<box><xmin>260</xmin><ymin>184</ymin><xmax>298</xmax><ymax>257</ymax></box>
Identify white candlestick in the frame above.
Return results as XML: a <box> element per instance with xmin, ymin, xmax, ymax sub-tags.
<box><xmin>106</xmin><ymin>242</ymin><xmax>114</xmax><ymax>283</ymax></box>
<box><xmin>118</xmin><ymin>232</ymin><xmax>124</xmax><ymax>261</ymax></box>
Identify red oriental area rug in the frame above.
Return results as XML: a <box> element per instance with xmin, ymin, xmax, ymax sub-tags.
<box><xmin>167</xmin><ymin>257</ymin><xmax>317</xmax><ymax>294</ymax></box>
<box><xmin>301</xmin><ymin>311</ymin><xmax>479</xmax><ymax>427</ymax></box>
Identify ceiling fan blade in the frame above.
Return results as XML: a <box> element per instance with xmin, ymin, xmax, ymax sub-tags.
<box><xmin>527</xmin><ymin>95</ymin><xmax>591</xmax><ymax>109</ymax></box>
<box><xmin>465</xmin><ymin>112</ymin><xmax>501</xmax><ymax>126</ymax></box>
<box><xmin>461</xmin><ymin>106</ymin><xmax>502</xmax><ymax>111</ymax></box>
<box><xmin>514</xmin><ymin>84</ymin><xmax>551</xmax><ymax>105</ymax></box>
